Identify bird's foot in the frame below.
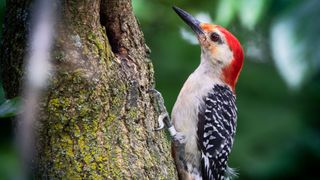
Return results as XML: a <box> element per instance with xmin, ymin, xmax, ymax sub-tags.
<box><xmin>155</xmin><ymin>112</ymin><xmax>168</xmax><ymax>131</ymax></box>
<box><xmin>148</xmin><ymin>88</ymin><xmax>170</xmax><ymax>130</ymax></box>
<box><xmin>148</xmin><ymin>88</ymin><xmax>183</xmax><ymax>142</ymax></box>
<box><xmin>155</xmin><ymin>111</ymin><xmax>179</xmax><ymax>138</ymax></box>
<box><xmin>148</xmin><ymin>88</ymin><xmax>167</xmax><ymax>113</ymax></box>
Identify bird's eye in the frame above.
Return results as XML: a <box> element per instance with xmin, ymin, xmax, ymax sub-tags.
<box><xmin>210</xmin><ymin>32</ymin><xmax>221</xmax><ymax>43</ymax></box>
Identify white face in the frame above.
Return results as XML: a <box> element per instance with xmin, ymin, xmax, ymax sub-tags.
<box><xmin>198</xmin><ymin>24</ymin><xmax>233</xmax><ymax>69</ymax></box>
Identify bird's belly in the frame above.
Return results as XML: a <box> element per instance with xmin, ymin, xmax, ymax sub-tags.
<box><xmin>171</xmin><ymin>69</ymin><xmax>220</xmax><ymax>169</ymax></box>
<box><xmin>172</xmin><ymin>94</ymin><xmax>202</xmax><ymax>167</ymax></box>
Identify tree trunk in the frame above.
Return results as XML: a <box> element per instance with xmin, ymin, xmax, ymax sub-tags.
<box><xmin>0</xmin><ymin>0</ymin><xmax>176</xmax><ymax>179</ymax></box>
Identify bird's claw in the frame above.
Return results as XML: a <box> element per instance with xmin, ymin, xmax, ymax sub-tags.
<box><xmin>149</xmin><ymin>88</ymin><xmax>182</xmax><ymax>142</ymax></box>
<box><xmin>148</xmin><ymin>88</ymin><xmax>170</xmax><ymax>131</ymax></box>
<box><xmin>148</xmin><ymin>88</ymin><xmax>167</xmax><ymax>114</ymax></box>
<box><xmin>155</xmin><ymin>113</ymin><xmax>168</xmax><ymax>131</ymax></box>
<box><xmin>154</xmin><ymin>106</ymin><xmax>185</xmax><ymax>145</ymax></box>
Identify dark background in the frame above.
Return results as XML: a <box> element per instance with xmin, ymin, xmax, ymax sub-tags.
<box><xmin>1</xmin><ymin>0</ymin><xmax>320</xmax><ymax>179</ymax></box>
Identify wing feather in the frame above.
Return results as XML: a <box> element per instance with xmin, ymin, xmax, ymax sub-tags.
<box><xmin>197</xmin><ymin>85</ymin><xmax>237</xmax><ymax>180</ymax></box>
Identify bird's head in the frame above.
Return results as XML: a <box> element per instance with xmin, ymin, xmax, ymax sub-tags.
<box><xmin>173</xmin><ymin>6</ymin><xmax>244</xmax><ymax>91</ymax></box>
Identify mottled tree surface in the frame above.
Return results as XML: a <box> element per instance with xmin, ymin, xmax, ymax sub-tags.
<box><xmin>0</xmin><ymin>0</ymin><xmax>176</xmax><ymax>179</ymax></box>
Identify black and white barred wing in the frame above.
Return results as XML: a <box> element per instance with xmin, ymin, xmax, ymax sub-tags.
<box><xmin>197</xmin><ymin>85</ymin><xmax>237</xmax><ymax>180</ymax></box>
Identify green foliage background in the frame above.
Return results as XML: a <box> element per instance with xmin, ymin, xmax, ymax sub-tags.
<box><xmin>133</xmin><ymin>0</ymin><xmax>320</xmax><ymax>179</ymax></box>
<box><xmin>0</xmin><ymin>0</ymin><xmax>319</xmax><ymax>179</ymax></box>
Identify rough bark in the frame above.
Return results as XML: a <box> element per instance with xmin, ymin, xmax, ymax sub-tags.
<box><xmin>0</xmin><ymin>0</ymin><xmax>176</xmax><ymax>179</ymax></box>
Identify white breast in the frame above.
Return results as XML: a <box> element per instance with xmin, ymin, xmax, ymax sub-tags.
<box><xmin>171</xmin><ymin>61</ymin><xmax>223</xmax><ymax>165</ymax></box>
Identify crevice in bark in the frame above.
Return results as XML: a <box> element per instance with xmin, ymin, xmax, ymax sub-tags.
<box><xmin>0</xmin><ymin>0</ymin><xmax>32</xmax><ymax>98</ymax></box>
<box><xmin>1</xmin><ymin>0</ymin><xmax>177</xmax><ymax>178</ymax></box>
<box><xmin>100</xmin><ymin>0</ymin><xmax>150</xmax><ymax>60</ymax></box>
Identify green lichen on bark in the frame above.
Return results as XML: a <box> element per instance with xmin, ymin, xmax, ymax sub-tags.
<box><xmin>1</xmin><ymin>0</ymin><xmax>177</xmax><ymax>179</ymax></box>
<box><xmin>37</xmin><ymin>55</ymin><xmax>175</xmax><ymax>178</ymax></box>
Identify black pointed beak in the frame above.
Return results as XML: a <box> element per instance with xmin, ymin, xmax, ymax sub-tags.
<box><xmin>173</xmin><ymin>6</ymin><xmax>204</xmax><ymax>36</ymax></box>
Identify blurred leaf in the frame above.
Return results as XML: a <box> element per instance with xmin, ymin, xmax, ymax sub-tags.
<box><xmin>214</xmin><ymin>0</ymin><xmax>237</xmax><ymax>27</ymax></box>
<box><xmin>0</xmin><ymin>97</ymin><xmax>21</xmax><ymax>118</ymax></box>
<box><xmin>132</xmin><ymin>0</ymin><xmax>155</xmax><ymax>23</ymax></box>
<box><xmin>179</xmin><ymin>12</ymin><xmax>213</xmax><ymax>45</ymax></box>
<box><xmin>180</xmin><ymin>27</ymin><xmax>198</xmax><ymax>45</ymax></box>
<box><xmin>238</xmin><ymin>0</ymin><xmax>268</xmax><ymax>30</ymax></box>
<box><xmin>0</xmin><ymin>143</ymin><xmax>20</xmax><ymax>179</ymax></box>
<box><xmin>270</xmin><ymin>0</ymin><xmax>320</xmax><ymax>90</ymax></box>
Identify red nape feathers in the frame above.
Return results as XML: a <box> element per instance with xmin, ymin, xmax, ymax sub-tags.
<box><xmin>216</xmin><ymin>26</ymin><xmax>244</xmax><ymax>91</ymax></box>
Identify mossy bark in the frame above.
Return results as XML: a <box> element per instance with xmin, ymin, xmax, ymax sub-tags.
<box><xmin>0</xmin><ymin>0</ymin><xmax>176</xmax><ymax>179</ymax></box>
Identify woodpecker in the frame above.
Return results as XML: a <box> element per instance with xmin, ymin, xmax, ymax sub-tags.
<box><xmin>155</xmin><ymin>6</ymin><xmax>244</xmax><ymax>180</ymax></box>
